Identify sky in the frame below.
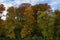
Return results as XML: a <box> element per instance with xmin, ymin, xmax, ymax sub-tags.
<box><xmin>0</xmin><ymin>0</ymin><xmax>60</xmax><ymax>20</ymax></box>
<box><xmin>0</xmin><ymin>0</ymin><xmax>60</xmax><ymax>10</ymax></box>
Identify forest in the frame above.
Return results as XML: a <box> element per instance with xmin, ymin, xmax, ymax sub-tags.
<box><xmin>0</xmin><ymin>3</ymin><xmax>60</xmax><ymax>40</ymax></box>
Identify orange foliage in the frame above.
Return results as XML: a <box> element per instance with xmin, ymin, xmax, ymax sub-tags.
<box><xmin>0</xmin><ymin>4</ymin><xmax>5</xmax><ymax>13</ymax></box>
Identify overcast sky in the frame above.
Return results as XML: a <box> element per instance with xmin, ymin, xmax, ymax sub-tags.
<box><xmin>0</xmin><ymin>0</ymin><xmax>60</xmax><ymax>20</ymax></box>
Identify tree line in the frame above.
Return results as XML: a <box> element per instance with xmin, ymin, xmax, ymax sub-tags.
<box><xmin>0</xmin><ymin>3</ymin><xmax>60</xmax><ymax>40</ymax></box>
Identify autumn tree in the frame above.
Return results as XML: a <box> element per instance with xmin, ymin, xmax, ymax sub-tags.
<box><xmin>0</xmin><ymin>4</ymin><xmax>5</xmax><ymax>13</ymax></box>
<box><xmin>5</xmin><ymin>7</ymin><xmax>16</xmax><ymax>39</ymax></box>
<box><xmin>32</xmin><ymin>3</ymin><xmax>51</xmax><ymax>13</ymax></box>
<box><xmin>16</xmin><ymin>3</ymin><xmax>32</xmax><ymax>21</ymax></box>
<box><xmin>0</xmin><ymin>4</ymin><xmax>5</xmax><ymax>20</ymax></box>
<box><xmin>0</xmin><ymin>4</ymin><xmax>5</xmax><ymax>27</ymax></box>
<box><xmin>16</xmin><ymin>3</ymin><xmax>32</xmax><ymax>23</ymax></box>
<box><xmin>20</xmin><ymin>7</ymin><xmax>34</xmax><ymax>38</ymax></box>
<box><xmin>0</xmin><ymin>4</ymin><xmax>5</xmax><ymax>19</ymax></box>
<box><xmin>0</xmin><ymin>4</ymin><xmax>5</xmax><ymax>37</ymax></box>
<box><xmin>30</xmin><ymin>3</ymin><xmax>51</xmax><ymax>38</ymax></box>
<box><xmin>1</xmin><ymin>3</ymin><xmax>59</xmax><ymax>40</ymax></box>
<box><xmin>32</xmin><ymin>3</ymin><xmax>51</xmax><ymax>28</ymax></box>
<box><xmin>6</xmin><ymin>6</ymin><xmax>23</xmax><ymax>39</ymax></box>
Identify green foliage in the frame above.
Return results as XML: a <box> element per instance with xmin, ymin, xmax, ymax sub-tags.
<box><xmin>0</xmin><ymin>3</ymin><xmax>60</xmax><ymax>40</ymax></box>
<box><xmin>53</xmin><ymin>10</ymin><xmax>60</xmax><ymax>40</ymax></box>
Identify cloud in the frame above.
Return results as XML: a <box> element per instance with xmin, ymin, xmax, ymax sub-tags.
<box><xmin>0</xmin><ymin>0</ymin><xmax>60</xmax><ymax>12</ymax></box>
<box><xmin>1</xmin><ymin>16</ymin><xmax>6</xmax><ymax>20</ymax></box>
<box><xmin>0</xmin><ymin>0</ymin><xmax>5</xmax><ymax>3</ymax></box>
<box><xmin>49</xmin><ymin>0</ymin><xmax>60</xmax><ymax>10</ymax></box>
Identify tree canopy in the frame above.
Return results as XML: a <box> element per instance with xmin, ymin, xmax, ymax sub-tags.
<box><xmin>0</xmin><ymin>3</ymin><xmax>60</xmax><ymax>40</ymax></box>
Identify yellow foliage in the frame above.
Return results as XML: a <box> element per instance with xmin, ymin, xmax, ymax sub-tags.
<box><xmin>6</xmin><ymin>31</ymin><xmax>15</xmax><ymax>39</ymax></box>
<box><xmin>38</xmin><ymin>12</ymin><xmax>47</xmax><ymax>18</ymax></box>
<box><xmin>25</xmin><ymin>7</ymin><xmax>32</xmax><ymax>12</ymax></box>
<box><xmin>21</xmin><ymin>26</ymin><xmax>32</xmax><ymax>38</ymax></box>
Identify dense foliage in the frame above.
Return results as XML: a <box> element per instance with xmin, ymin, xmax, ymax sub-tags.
<box><xmin>0</xmin><ymin>3</ymin><xmax>60</xmax><ymax>40</ymax></box>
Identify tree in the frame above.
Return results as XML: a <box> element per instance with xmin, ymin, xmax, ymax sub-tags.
<box><xmin>54</xmin><ymin>10</ymin><xmax>60</xmax><ymax>40</ymax></box>
<box><xmin>19</xmin><ymin>3</ymin><xmax>31</xmax><ymax>8</ymax></box>
<box><xmin>1</xmin><ymin>3</ymin><xmax>59</xmax><ymax>40</ymax></box>
<box><xmin>0</xmin><ymin>4</ymin><xmax>6</xmax><ymax>39</ymax></box>
<box><xmin>5</xmin><ymin>7</ymin><xmax>16</xmax><ymax>39</ymax></box>
<box><xmin>16</xmin><ymin>3</ymin><xmax>31</xmax><ymax>18</ymax></box>
<box><xmin>30</xmin><ymin>3</ymin><xmax>51</xmax><ymax>38</ymax></box>
<box><xmin>0</xmin><ymin>4</ymin><xmax>5</xmax><ymax>13</ymax></box>
<box><xmin>6</xmin><ymin>6</ymin><xmax>23</xmax><ymax>39</ymax></box>
<box><xmin>0</xmin><ymin>4</ymin><xmax>5</xmax><ymax>35</ymax></box>
<box><xmin>20</xmin><ymin>7</ymin><xmax>34</xmax><ymax>38</ymax></box>
<box><xmin>37</xmin><ymin>10</ymin><xmax>54</xmax><ymax>40</ymax></box>
<box><xmin>32</xmin><ymin>3</ymin><xmax>50</xmax><ymax>13</ymax></box>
